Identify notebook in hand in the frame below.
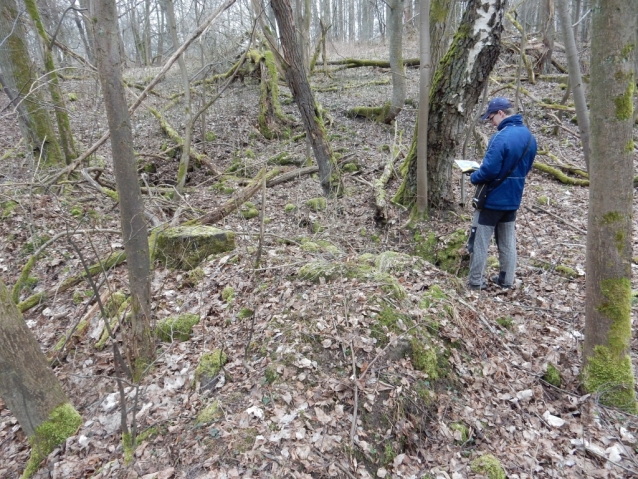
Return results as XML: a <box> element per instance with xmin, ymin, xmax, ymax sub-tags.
<box><xmin>454</xmin><ymin>160</ymin><xmax>480</xmax><ymax>173</ymax></box>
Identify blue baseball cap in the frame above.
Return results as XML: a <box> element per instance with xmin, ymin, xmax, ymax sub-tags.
<box><xmin>481</xmin><ymin>97</ymin><xmax>512</xmax><ymax>121</ymax></box>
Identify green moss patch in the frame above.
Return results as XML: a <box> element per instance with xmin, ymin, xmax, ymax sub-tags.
<box><xmin>156</xmin><ymin>313</ymin><xmax>200</xmax><ymax>342</ymax></box>
<box><xmin>300</xmin><ymin>238</ymin><xmax>342</xmax><ymax>255</ymax></box>
<box><xmin>104</xmin><ymin>291</ymin><xmax>127</xmax><ymax>318</ymax></box>
<box><xmin>195</xmin><ymin>350</ymin><xmax>228</xmax><ymax>389</ymax></box>
<box><xmin>221</xmin><ymin>286</ymin><xmax>234</xmax><ymax>302</ymax></box>
<box><xmin>414</xmin><ymin>228</ymin><xmax>469</xmax><ymax>276</ymax></box>
<box><xmin>306</xmin><ymin>197</ymin><xmax>327</xmax><ymax>211</ymax></box>
<box><xmin>154</xmin><ymin>225</ymin><xmax>236</xmax><ymax>270</ymax></box>
<box><xmin>543</xmin><ymin>363</ymin><xmax>562</xmax><ymax>387</ymax></box>
<box><xmin>197</xmin><ymin>400</ymin><xmax>223</xmax><ymax>424</ymax></box>
<box><xmin>240</xmin><ymin>202</ymin><xmax>259</xmax><ymax>219</ymax></box>
<box><xmin>470</xmin><ymin>454</ymin><xmax>506</xmax><ymax>479</ymax></box>
<box><xmin>23</xmin><ymin>403</ymin><xmax>82</xmax><ymax>479</ymax></box>
<box><xmin>583</xmin><ymin>346</ymin><xmax>636</xmax><ymax>412</ymax></box>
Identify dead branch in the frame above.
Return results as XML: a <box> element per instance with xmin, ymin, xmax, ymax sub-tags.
<box><xmin>197</xmin><ymin>167</ymin><xmax>282</xmax><ymax>225</ymax></box>
<box><xmin>374</xmin><ymin>150</ymin><xmax>401</xmax><ymax>223</ymax></box>
<box><xmin>147</xmin><ymin>106</ymin><xmax>221</xmax><ymax>176</ymax></box>
<box><xmin>266</xmin><ymin>154</ymin><xmax>355</xmax><ymax>188</ymax></box>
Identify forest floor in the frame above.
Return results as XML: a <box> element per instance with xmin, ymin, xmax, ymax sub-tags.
<box><xmin>1</xmin><ymin>39</ymin><xmax>638</xmax><ymax>479</ymax></box>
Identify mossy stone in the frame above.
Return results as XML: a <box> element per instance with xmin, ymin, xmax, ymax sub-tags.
<box><xmin>450</xmin><ymin>422</ymin><xmax>470</xmax><ymax>442</ymax></box>
<box><xmin>470</xmin><ymin>454</ymin><xmax>506</xmax><ymax>479</ymax></box>
<box><xmin>154</xmin><ymin>225</ymin><xmax>236</xmax><ymax>270</ymax></box>
<box><xmin>238</xmin><ymin>308</ymin><xmax>253</xmax><ymax>319</ymax></box>
<box><xmin>342</xmin><ymin>163</ymin><xmax>358</xmax><ymax>173</ymax></box>
<box><xmin>284</xmin><ymin>203</ymin><xmax>297</xmax><ymax>213</ymax></box>
<box><xmin>156</xmin><ymin>313</ymin><xmax>200</xmax><ymax>342</ymax></box>
<box><xmin>195</xmin><ymin>350</ymin><xmax>228</xmax><ymax>387</ymax></box>
<box><xmin>306</xmin><ymin>197</ymin><xmax>327</xmax><ymax>211</ymax></box>
<box><xmin>205</xmin><ymin>131</ymin><xmax>217</xmax><ymax>141</ymax></box>
<box><xmin>414</xmin><ymin>228</ymin><xmax>468</xmax><ymax>275</ymax></box>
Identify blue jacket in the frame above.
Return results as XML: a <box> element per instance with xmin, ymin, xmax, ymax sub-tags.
<box><xmin>470</xmin><ymin>114</ymin><xmax>537</xmax><ymax>210</ymax></box>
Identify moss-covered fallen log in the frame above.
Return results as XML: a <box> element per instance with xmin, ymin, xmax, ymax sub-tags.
<box><xmin>18</xmin><ymin>250</ymin><xmax>126</xmax><ymax>313</ymax></box>
<box><xmin>533</xmin><ymin>161</ymin><xmax>590</xmax><ymax>186</ymax></box>
<box><xmin>12</xmin><ymin>229</ymin><xmax>120</xmax><ymax>305</ymax></box>
<box><xmin>326</xmin><ymin>58</ymin><xmax>420</xmax><ymax>68</ymax></box>
<box><xmin>345</xmin><ymin>103</ymin><xmax>392</xmax><ymax>123</ymax></box>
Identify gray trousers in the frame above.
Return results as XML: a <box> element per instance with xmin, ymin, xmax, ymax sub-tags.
<box><xmin>467</xmin><ymin>209</ymin><xmax>517</xmax><ymax>287</ymax></box>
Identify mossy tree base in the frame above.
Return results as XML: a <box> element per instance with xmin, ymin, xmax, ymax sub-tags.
<box><xmin>22</xmin><ymin>403</ymin><xmax>82</xmax><ymax>478</ymax></box>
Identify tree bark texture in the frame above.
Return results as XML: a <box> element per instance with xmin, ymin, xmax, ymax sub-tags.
<box><xmin>395</xmin><ymin>0</ymin><xmax>506</xmax><ymax>210</ymax></box>
<box><xmin>556</xmin><ymin>0</ymin><xmax>590</xmax><ymax>171</ymax></box>
<box><xmin>90</xmin><ymin>0</ymin><xmax>154</xmax><ymax>380</ymax></box>
<box><xmin>0</xmin><ymin>0</ymin><xmax>63</xmax><ymax>165</ymax></box>
<box><xmin>0</xmin><ymin>279</ymin><xmax>70</xmax><ymax>437</ymax></box>
<box><xmin>271</xmin><ymin>0</ymin><xmax>341</xmax><ymax>196</ymax></box>
<box><xmin>583</xmin><ymin>0</ymin><xmax>637</xmax><ymax>412</ymax></box>
<box><xmin>429</xmin><ymin>0</ymin><xmax>453</xmax><ymax>69</ymax></box>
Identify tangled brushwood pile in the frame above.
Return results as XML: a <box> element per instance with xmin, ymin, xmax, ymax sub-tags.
<box><xmin>1</xmin><ymin>38</ymin><xmax>638</xmax><ymax>479</ymax></box>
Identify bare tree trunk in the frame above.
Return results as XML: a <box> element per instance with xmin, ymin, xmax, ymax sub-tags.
<box><xmin>24</xmin><ymin>0</ymin><xmax>78</xmax><ymax>164</ymax></box>
<box><xmin>429</xmin><ymin>0</ymin><xmax>453</xmax><ymax>69</ymax></box>
<box><xmin>395</xmin><ymin>0</ymin><xmax>506</xmax><ymax>211</ymax></box>
<box><xmin>0</xmin><ymin>0</ymin><xmax>63</xmax><ymax>165</ymax></box>
<box><xmin>385</xmin><ymin>0</ymin><xmax>406</xmax><ymax>123</ymax></box>
<box><xmin>556</xmin><ymin>0</ymin><xmax>590</xmax><ymax>171</ymax></box>
<box><xmin>417</xmin><ymin>0</ymin><xmax>431</xmax><ymax>215</ymax></box>
<box><xmin>540</xmin><ymin>0</ymin><xmax>555</xmax><ymax>73</ymax></box>
<box><xmin>0</xmin><ymin>279</ymin><xmax>82</xmax><ymax>478</ymax></box>
<box><xmin>90</xmin><ymin>0</ymin><xmax>155</xmax><ymax>381</ymax></box>
<box><xmin>165</xmin><ymin>0</ymin><xmax>193</xmax><ymax>192</ymax></box>
<box><xmin>271</xmin><ymin>0</ymin><xmax>342</xmax><ymax>196</ymax></box>
<box><xmin>583</xmin><ymin>0</ymin><xmax>637</xmax><ymax>413</ymax></box>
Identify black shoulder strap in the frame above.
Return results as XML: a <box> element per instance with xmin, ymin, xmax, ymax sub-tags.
<box><xmin>486</xmin><ymin>135</ymin><xmax>532</xmax><ymax>193</ymax></box>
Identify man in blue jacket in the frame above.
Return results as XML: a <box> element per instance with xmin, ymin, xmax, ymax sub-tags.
<box><xmin>467</xmin><ymin>97</ymin><xmax>537</xmax><ymax>290</ymax></box>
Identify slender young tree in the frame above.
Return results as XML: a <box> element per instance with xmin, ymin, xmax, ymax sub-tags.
<box><xmin>270</xmin><ymin>0</ymin><xmax>342</xmax><ymax>195</ymax></box>
<box><xmin>0</xmin><ymin>0</ymin><xmax>63</xmax><ymax>165</ymax></box>
<box><xmin>556</xmin><ymin>0</ymin><xmax>590</xmax><ymax>171</ymax></box>
<box><xmin>165</xmin><ymin>0</ymin><xmax>193</xmax><ymax>193</ymax></box>
<box><xmin>385</xmin><ymin>0</ymin><xmax>406</xmax><ymax>123</ymax></box>
<box><xmin>416</xmin><ymin>0</ymin><xmax>431</xmax><ymax>215</ymax></box>
<box><xmin>583</xmin><ymin>0</ymin><xmax>637</xmax><ymax>412</ymax></box>
<box><xmin>90</xmin><ymin>0</ymin><xmax>154</xmax><ymax>380</ymax></box>
<box><xmin>0</xmin><ymin>279</ymin><xmax>82</xmax><ymax>478</ymax></box>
